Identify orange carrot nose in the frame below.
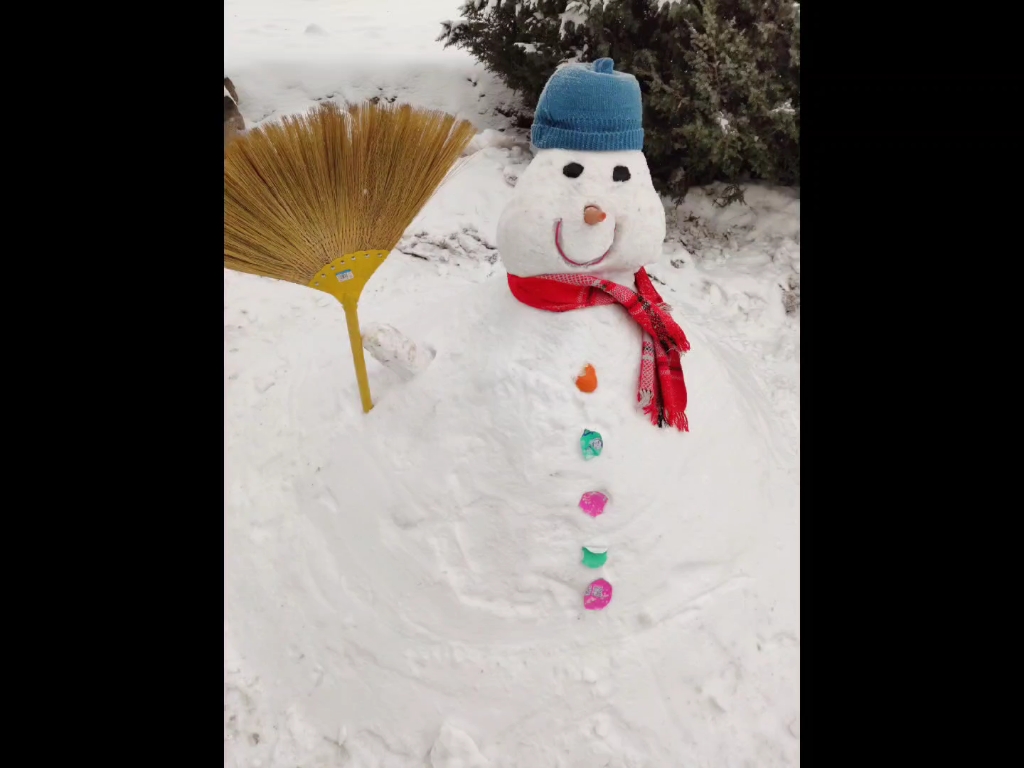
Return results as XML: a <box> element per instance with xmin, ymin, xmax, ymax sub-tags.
<box><xmin>583</xmin><ymin>205</ymin><xmax>607</xmax><ymax>225</ymax></box>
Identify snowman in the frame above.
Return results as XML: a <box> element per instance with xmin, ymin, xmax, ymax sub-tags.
<box><xmin>225</xmin><ymin>59</ymin><xmax>799</xmax><ymax>763</ymax></box>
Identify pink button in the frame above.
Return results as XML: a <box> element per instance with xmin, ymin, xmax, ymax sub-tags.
<box><xmin>579</xmin><ymin>491</ymin><xmax>609</xmax><ymax>518</ymax></box>
<box><xmin>584</xmin><ymin>578</ymin><xmax>613</xmax><ymax>610</ymax></box>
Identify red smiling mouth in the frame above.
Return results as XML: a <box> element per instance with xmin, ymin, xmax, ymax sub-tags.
<box><xmin>554</xmin><ymin>219</ymin><xmax>615</xmax><ymax>267</ymax></box>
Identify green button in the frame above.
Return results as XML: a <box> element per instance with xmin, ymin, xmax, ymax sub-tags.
<box><xmin>582</xmin><ymin>547</ymin><xmax>608</xmax><ymax>568</ymax></box>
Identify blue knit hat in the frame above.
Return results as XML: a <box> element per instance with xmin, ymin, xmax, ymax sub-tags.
<box><xmin>531</xmin><ymin>58</ymin><xmax>643</xmax><ymax>152</ymax></box>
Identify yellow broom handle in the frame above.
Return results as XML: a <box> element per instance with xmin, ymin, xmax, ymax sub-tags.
<box><xmin>341</xmin><ymin>297</ymin><xmax>374</xmax><ymax>414</ymax></box>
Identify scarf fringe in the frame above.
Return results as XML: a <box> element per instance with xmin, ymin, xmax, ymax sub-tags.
<box><xmin>643</xmin><ymin>402</ymin><xmax>689</xmax><ymax>432</ymax></box>
<box><xmin>666</xmin><ymin>410</ymin><xmax>689</xmax><ymax>432</ymax></box>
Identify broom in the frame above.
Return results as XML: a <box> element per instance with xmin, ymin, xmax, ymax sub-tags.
<box><xmin>224</xmin><ymin>101</ymin><xmax>476</xmax><ymax>413</ymax></box>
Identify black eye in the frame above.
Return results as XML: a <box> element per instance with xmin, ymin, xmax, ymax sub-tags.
<box><xmin>613</xmin><ymin>165</ymin><xmax>631</xmax><ymax>182</ymax></box>
<box><xmin>562</xmin><ymin>162</ymin><xmax>584</xmax><ymax>178</ymax></box>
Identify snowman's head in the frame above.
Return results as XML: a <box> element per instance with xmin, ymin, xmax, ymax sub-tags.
<box><xmin>495</xmin><ymin>58</ymin><xmax>666</xmax><ymax>280</ymax></box>
<box><xmin>497</xmin><ymin>147</ymin><xmax>666</xmax><ymax>279</ymax></box>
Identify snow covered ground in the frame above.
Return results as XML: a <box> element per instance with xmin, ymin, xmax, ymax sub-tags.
<box><xmin>225</xmin><ymin>2</ymin><xmax>799</xmax><ymax>766</ymax></box>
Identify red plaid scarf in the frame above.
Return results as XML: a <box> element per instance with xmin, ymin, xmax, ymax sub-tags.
<box><xmin>506</xmin><ymin>268</ymin><xmax>690</xmax><ymax>431</ymax></box>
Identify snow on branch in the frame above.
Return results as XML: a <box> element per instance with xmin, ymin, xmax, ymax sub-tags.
<box><xmin>560</xmin><ymin>1</ymin><xmax>592</xmax><ymax>38</ymax></box>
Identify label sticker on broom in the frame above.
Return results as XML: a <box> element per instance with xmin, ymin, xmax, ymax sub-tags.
<box><xmin>580</xmin><ymin>430</ymin><xmax>603</xmax><ymax>460</ymax></box>
<box><xmin>584</xmin><ymin>578</ymin><xmax>613</xmax><ymax>610</ymax></box>
<box><xmin>336</xmin><ymin>270</ymin><xmax>355</xmax><ymax>282</ymax></box>
<box><xmin>579</xmin><ymin>491</ymin><xmax>609</xmax><ymax>518</ymax></box>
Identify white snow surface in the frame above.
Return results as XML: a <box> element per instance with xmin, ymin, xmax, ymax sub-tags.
<box><xmin>225</xmin><ymin>2</ymin><xmax>800</xmax><ymax>767</ymax></box>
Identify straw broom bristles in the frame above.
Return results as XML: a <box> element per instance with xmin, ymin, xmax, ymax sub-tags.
<box><xmin>224</xmin><ymin>101</ymin><xmax>476</xmax><ymax>285</ymax></box>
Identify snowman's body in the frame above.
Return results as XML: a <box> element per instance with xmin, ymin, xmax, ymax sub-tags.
<box><xmin>344</xmin><ymin>274</ymin><xmax>770</xmax><ymax>626</ymax></box>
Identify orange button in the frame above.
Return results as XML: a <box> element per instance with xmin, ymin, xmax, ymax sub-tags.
<box><xmin>575</xmin><ymin>364</ymin><xmax>598</xmax><ymax>393</ymax></box>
